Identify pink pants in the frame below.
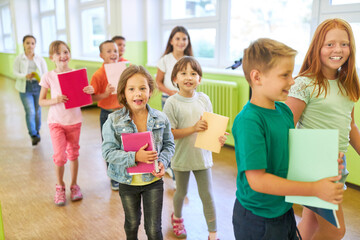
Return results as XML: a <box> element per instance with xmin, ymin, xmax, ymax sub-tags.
<box><xmin>49</xmin><ymin>123</ymin><xmax>82</xmax><ymax>166</ymax></box>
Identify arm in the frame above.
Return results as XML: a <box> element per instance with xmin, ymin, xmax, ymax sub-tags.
<box><xmin>171</xmin><ymin>118</ymin><xmax>208</xmax><ymax>140</ymax></box>
<box><xmin>13</xmin><ymin>55</ymin><xmax>27</xmax><ymax>80</ymax></box>
<box><xmin>349</xmin><ymin>107</ymin><xmax>360</xmax><ymax>155</ymax></box>
<box><xmin>155</xmin><ymin>68</ymin><xmax>177</xmax><ymax>96</ymax></box>
<box><xmin>285</xmin><ymin>96</ymin><xmax>306</xmax><ymax>125</ymax></box>
<box><xmin>246</xmin><ymin>169</ymin><xmax>343</xmax><ymax>204</ymax></box>
<box><xmin>38</xmin><ymin>86</ymin><xmax>68</xmax><ymax>107</ymax></box>
<box><xmin>91</xmin><ymin>83</ymin><xmax>115</xmax><ymax>102</ymax></box>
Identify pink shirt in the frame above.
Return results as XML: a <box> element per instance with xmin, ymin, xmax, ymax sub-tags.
<box><xmin>40</xmin><ymin>70</ymin><xmax>82</xmax><ymax>125</ymax></box>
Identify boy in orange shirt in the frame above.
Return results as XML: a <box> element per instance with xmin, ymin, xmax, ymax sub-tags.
<box><xmin>85</xmin><ymin>40</ymin><xmax>122</xmax><ymax>190</ymax></box>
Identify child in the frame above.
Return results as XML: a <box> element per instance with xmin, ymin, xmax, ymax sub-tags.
<box><xmin>111</xmin><ymin>35</ymin><xmax>128</xmax><ymax>62</ymax></box>
<box><xmin>163</xmin><ymin>56</ymin><xmax>227</xmax><ymax>240</ymax></box>
<box><xmin>285</xmin><ymin>18</ymin><xmax>360</xmax><ymax>240</ymax></box>
<box><xmin>85</xmin><ymin>40</ymin><xmax>123</xmax><ymax>191</ymax></box>
<box><xmin>102</xmin><ymin>65</ymin><xmax>175</xmax><ymax>240</ymax></box>
<box><xmin>232</xmin><ymin>38</ymin><xmax>344</xmax><ymax>240</ymax></box>
<box><xmin>156</xmin><ymin>26</ymin><xmax>193</xmax><ymax>185</ymax></box>
<box><xmin>39</xmin><ymin>40</ymin><xmax>90</xmax><ymax>206</ymax></box>
<box><xmin>13</xmin><ymin>35</ymin><xmax>48</xmax><ymax>145</ymax></box>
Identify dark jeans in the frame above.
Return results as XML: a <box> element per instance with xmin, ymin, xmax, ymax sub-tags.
<box><xmin>19</xmin><ymin>80</ymin><xmax>41</xmax><ymax>138</ymax></box>
<box><xmin>118</xmin><ymin>179</ymin><xmax>164</xmax><ymax>240</ymax></box>
<box><xmin>232</xmin><ymin>199</ymin><xmax>300</xmax><ymax>240</ymax></box>
<box><xmin>100</xmin><ymin>108</ymin><xmax>113</xmax><ymax>141</ymax></box>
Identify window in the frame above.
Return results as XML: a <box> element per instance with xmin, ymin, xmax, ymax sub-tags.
<box><xmin>157</xmin><ymin>0</ymin><xmax>313</xmax><ymax>70</ymax></box>
<box><xmin>229</xmin><ymin>0</ymin><xmax>312</xmax><ymax>71</ymax></box>
<box><xmin>0</xmin><ymin>3</ymin><xmax>15</xmax><ymax>52</ymax></box>
<box><xmin>78</xmin><ymin>0</ymin><xmax>107</xmax><ymax>57</ymax></box>
<box><xmin>38</xmin><ymin>0</ymin><xmax>66</xmax><ymax>53</ymax></box>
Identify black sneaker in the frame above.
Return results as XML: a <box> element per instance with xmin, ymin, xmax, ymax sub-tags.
<box><xmin>31</xmin><ymin>136</ymin><xmax>41</xmax><ymax>146</ymax></box>
<box><xmin>111</xmin><ymin>180</ymin><xmax>119</xmax><ymax>191</ymax></box>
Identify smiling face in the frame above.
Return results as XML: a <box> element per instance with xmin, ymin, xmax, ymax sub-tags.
<box><xmin>50</xmin><ymin>43</ymin><xmax>71</xmax><ymax>70</ymax></box>
<box><xmin>252</xmin><ymin>56</ymin><xmax>295</xmax><ymax>109</ymax></box>
<box><xmin>170</xmin><ymin>32</ymin><xmax>189</xmax><ymax>54</ymax></box>
<box><xmin>23</xmin><ymin>37</ymin><xmax>36</xmax><ymax>55</ymax></box>
<box><xmin>174</xmin><ymin>63</ymin><xmax>201</xmax><ymax>97</ymax></box>
<box><xmin>124</xmin><ymin>73</ymin><xmax>152</xmax><ymax>112</ymax></box>
<box><xmin>100</xmin><ymin>42</ymin><xmax>119</xmax><ymax>64</ymax></box>
<box><xmin>320</xmin><ymin>28</ymin><xmax>350</xmax><ymax>80</ymax></box>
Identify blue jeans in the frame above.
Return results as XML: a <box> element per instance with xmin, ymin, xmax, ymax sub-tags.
<box><xmin>232</xmin><ymin>199</ymin><xmax>300</xmax><ymax>240</ymax></box>
<box><xmin>118</xmin><ymin>179</ymin><xmax>164</xmax><ymax>240</ymax></box>
<box><xmin>19</xmin><ymin>80</ymin><xmax>41</xmax><ymax>138</ymax></box>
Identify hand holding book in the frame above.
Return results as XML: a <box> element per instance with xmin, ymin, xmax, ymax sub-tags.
<box><xmin>135</xmin><ymin>143</ymin><xmax>158</xmax><ymax>164</ymax></box>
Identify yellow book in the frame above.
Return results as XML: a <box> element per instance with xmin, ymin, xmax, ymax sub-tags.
<box><xmin>194</xmin><ymin>112</ymin><xmax>229</xmax><ymax>153</ymax></box>
<box><xmin>31</xmin><ymin>72</ymin><xmax>40</xmax><ymax>82</ymax></box>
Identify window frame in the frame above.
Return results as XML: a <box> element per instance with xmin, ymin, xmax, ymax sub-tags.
<box><xmin>0</xmin><ymin>2</ymin><xmax>15</xmax><ymax>52</ymax></box>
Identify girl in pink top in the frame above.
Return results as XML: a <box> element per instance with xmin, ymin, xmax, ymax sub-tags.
<box><xmin>39</xmin><ymin>40</ymin><xmax>93</xmax><ymax>206</ymax></box>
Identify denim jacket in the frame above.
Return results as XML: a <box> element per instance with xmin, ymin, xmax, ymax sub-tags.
<box><xmin>102</xmin><ymin>105</ymin><xmax>175</xmax><ymax>184</ymax></box>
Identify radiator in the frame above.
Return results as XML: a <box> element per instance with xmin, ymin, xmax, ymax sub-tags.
<box><xmin>197</xmin><ymin>79</ymin><xmax>239</xmax><ymax>131</ymax></box>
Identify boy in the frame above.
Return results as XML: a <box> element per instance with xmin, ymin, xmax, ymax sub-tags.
<box><xmin>89</xmin><ymin>40</ymin><xmax>122</xmax><ymax>190</ymax></box>
<box><xmin>111</xmin><ymin>36</ymin><xmax>128</xmax><ymax>62</ymax></box>
<box><xmin>232</xmin><ymin>38</ymin><xmax>344</xmax><ymax>240</ymax></box>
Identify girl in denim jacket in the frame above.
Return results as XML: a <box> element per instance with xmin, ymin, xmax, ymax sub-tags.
<box><xmin>102</xmin><ymin>65</ymin><xmax>175</xmax><ymax>240</ymax></box>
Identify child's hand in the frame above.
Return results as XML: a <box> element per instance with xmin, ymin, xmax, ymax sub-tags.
<box><xmin>26</xmin><ymin>73</ymin><xmax>34</xmax><ymax>80</ymax></box>
<box><xmin>105</xmin><ymin>84</ymin><xmax>115</xmax><ymax>96</ymax></box>
<box><xmin>219</xmin><ymin>132</ymin><xmax>229</xmax><ymax>146</ymax></box>
<box><xmin>338</xmin><ymin>152</ymin><xmax>345</xmax><ymax>175</ymax></box>
<box><xmin>152</xmin><ymin>161</ymin><xmax>165</xmax><ymax>178</ymax></box>
<box><xmin>83</xmin><ymin>86</ymin><xmax>94</xmax><ymax>94</ymax></box>
<box><xmin>193</xmin><ymin>117</ymin><xmax>208</xmax><ymax>132</ymax></box>
<box><xmin>135</xmin><ymin>143</ymin><xmax>158</xmax><ymax>164</ymax></box>
<box><xmin>56</xmin><ymin>95</ymin><xmax>68</xmax><ymax>104</ymax></box>
<box><xmin>314</xmin><ymin>175</ymin><xmax>344</xmax><ymax>204</ymax></box>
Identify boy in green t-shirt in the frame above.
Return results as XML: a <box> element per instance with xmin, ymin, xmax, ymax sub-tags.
<box><xmin>232</xmin><ymin>38</ymin><xmax>344</xmax><ymax>240</ymax></box>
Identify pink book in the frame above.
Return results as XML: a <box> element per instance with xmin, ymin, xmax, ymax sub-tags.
<box><xmin>58</xmin><ymin>68</ymin><xmax>92</xmax><ymax>109</ymax></box>
<box><xmin>121</xmin><ymin>131</ymin><xmax>159</xmax><ymax>175</ymax></box>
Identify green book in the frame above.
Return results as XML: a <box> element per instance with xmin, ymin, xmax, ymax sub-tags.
<box><xmin>286</xmin><ymin>129</ymin><xmax>339</xmax><ymax>210</ymax></box>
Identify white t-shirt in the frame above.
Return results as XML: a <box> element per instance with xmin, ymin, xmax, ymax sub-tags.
<box><xmin>40</xmin><ymin>70</ymin><xmax>82</xmax><ymax>125</ymax></box>
<box><xmin>157</xmin><ymin>52</ymin><xmax>178</xmax><ymax>94</ymax></box>
<box><xmin>163</xmin><ymin>92</ymin><xmax>213</xmax><ymax>171</ymax></box>
<box><xmin>288</xmin><ymin>76</ymin><xmax>354</xmax><ymax>152</ymax></box>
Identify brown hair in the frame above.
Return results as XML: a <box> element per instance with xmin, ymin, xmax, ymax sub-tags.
<box><xmin>297</xmin><ymin>18</ymin><xmax>359</xmax><ymax>101</ymax></box>
<box><xmin>163</xmin><ymin>26</ymin><xmax>193</xmax><ymax>57</ymax></box>
<box><xmin>99</xmin><ymin>40</ymin><xmax>115</xmax><ymax>53</ymax></box>
<box><xmin>23</xmin><ymin>35</ymin><xmax>36</xmax><ymax>43</ymax></box>
<box><xmin>242</xmin><ymin>38</ymin><xmax>297</xmax><ymax>85</ymax></box>
<box><xmin>117</xmin><ymin>65</ymin><xmax>156</xmax><ymax>112</ymax></box>
<box><xmin>112</xmin><ymin>36</ymin><xmax>126</xmax><ymax>41</ymax></box>
<box><xmin>171</xmin><ymin>56</ymin><xmax>202</xmax><ymax>88</ymax></box>
<box><xmin>49</xmin><ymin>40</ymin><xmax>71</xmax><ymax>56</ymax></box>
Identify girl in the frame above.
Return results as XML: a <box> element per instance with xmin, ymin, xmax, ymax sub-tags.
<box><xmin>163</xmin><ymin>56</ymin><xmax>227</xmax><ymax>240</ymax></box>
<box><xmin>39</xmin><ymin>41</ymin><xmax>91</xmax><ymax>206</ymax></box>
<box><xmin>102</xmin><ymin>65</ymin><xmax>175</xmax><ymax>240</ymax></box>
<box><xmin>286</xmin><ymin>18</ymin><xmax>360</xmax><ymax>240</ymax></box>
<box><xmin>156</xmin><ymin>25</ymin><xmax>193</xmax><ymax>185</ymax></box>
<box><xmin>13</xmin><ymin>35</ymin><xmax>48</xmax><ymax>145</ymax></box>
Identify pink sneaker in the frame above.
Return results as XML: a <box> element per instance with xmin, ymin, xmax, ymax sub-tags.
<box><xmin>54</xmin><ymin>185</ymin><xmax>66</xmax><ymax>206</ymax></box>
<box><xmin>70</xmin><ymin>184</ymin><xmax>83</xmax><ymax>201</ymax></box>
<box><xmin>171</xmin><ymin>213</ymin><xmax>187</xmax><ymax>238</ymax></box>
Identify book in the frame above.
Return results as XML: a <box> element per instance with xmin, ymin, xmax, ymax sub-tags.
<box><xmin>104</xmin><ymin>62</ymin><xmax>127</xmax><ymax>94</ymax></box>
<box><xmin>286</xmin><ymin>129</ymin><xmax>340</xmax><ymax>228</ymax></box>
<box><xmin>194</xmin><ymin>112</ymin><xmax>229</xmax><ymax>153</ymax></box>
<box><xmin>121</xmin><ymin>131</ymin><xmax>159</xmax><ymax>175</ymax></box>
<box><xmin>58</xmin><ymin>68</ymin><xmax>92</xmax><ymax>109</ymax></box>
<box><xmin>31</xmin><ymin>72</ymin><xmax>40</xmax><ymax>82</ymax></box>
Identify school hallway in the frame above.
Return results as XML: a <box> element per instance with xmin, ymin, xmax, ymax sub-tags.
<box><xmin>0</xmin><ymin>75</ymin><xmax>360</xmax><ymax>240</ymax></box>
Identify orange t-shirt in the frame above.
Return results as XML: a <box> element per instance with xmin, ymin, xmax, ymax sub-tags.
<box><xmin>90</xmin><ymin>63</ymin><xmax>121</xmax><ymax>110</ymax></box>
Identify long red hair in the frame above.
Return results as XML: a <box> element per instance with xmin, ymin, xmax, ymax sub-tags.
<box><xmin>298</xmin><ymin>18</ymin><xmax>359</xmax><ymax>102</ymax></box>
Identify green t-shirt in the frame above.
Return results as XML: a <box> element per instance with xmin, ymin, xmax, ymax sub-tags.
<box><xmin>232</xmin><ymin>101</ymin><xmax>294</xmax><ymax>218</ymax></box>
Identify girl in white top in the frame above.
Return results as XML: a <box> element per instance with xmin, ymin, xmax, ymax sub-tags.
<box><xmin>13</xmin><ymin>35</ymin><xmax>47</xmax><ymax>145</ymax></box>
<box><xmin>39</xmin><ymin>40</ymin><xmax>93</xmax><ymax>206</ymax></box>
<box><xmin>286</xmin><ymin>18</ymin><xmax>360</xmax><ymax>240</ymax></box>
<box><xmin>163</xmin><ymin>56</ymin><xmax>228</xmax><ymax>240</ymax></box>
<box><xmin>156</xmin><ymin>26</ymin><xmax>194</xmax><ymax>186</ymax></box>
